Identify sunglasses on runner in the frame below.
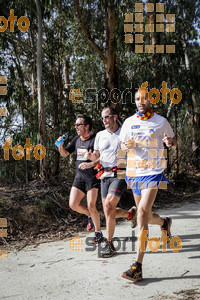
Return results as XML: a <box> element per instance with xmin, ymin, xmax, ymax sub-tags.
<box><xmin>101</xmin><ymin>115</ymin><xmax>114</xmax><ymax>121</ymax></box>
<box><xmin>74</xmin><ymin>123</ymin><xmax>85</xmax><ymax>127</ymax></box>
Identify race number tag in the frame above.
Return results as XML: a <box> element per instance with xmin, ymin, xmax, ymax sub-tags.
<box><xmin>77</xmin><ymin>148</ymin><xmax>88</xmax><ymax>161</ymax></box>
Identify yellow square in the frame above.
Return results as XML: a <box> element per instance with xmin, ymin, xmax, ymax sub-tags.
<box><xmin>117</xmin><ymin>149</ymin><xmax>126</xmax><ymax>159</ymax></box>
<box><xmin>127</xmin><ymin>169</ymin><xmax>136</xmax><ymax>177</ymax></box>
<box><xmin>138</xmin><ymin>160</ymin><xmax>146</xmax><ymax>169</ymax></box>
<box><xmin>135</xmin><ymin>45</ymin><xmax>143</xmax><ymax>53</ymax></box>
<box><xmin>0</xmin><ymin>86</ymin><xmax>7</xmax><ymax>95</ymax></box>
<box><xmin>135</xmin><ymin>24</ymin><xmax>143</xmax><ymax>32</ymax></box>
<box><xmin>138</xmin><ymin>181</ymin><xmax>146</xmax><ymax>189</ymax></box>
<box><xmin>156</xmin><ymin>3</ymin><xmax>164</xmax><ymax>12</ymax></box>
<box><xmin>117</xmin><ymin>170</ymin><xmax>126</xmax><ymax>179</ymax></box>
<box><xmin>159</xmin><ymin>160</ymin><xmax>167</xmax><ymax>169</ymax></box>
<box><xmin>148</xmin><ymin>181</ymin><xmax>158</xmax><ymax>189</ymax></box>
<box><xmin>156</xmin><ymin>24</ymin><xmax>164</xmax><ymax>32</ymax></box>
<box><xmin>166</xmin><ymin>24</ymin><xmax>175</xmax><ymax>32</ymax></box>
<box><xmin>127</xmin><ymin>159</ymin><xmax>136</xmax><ymax>169</ymax></box>
<box><xmin>127</xmin><ymin>183</ymin><xmax>132</xmax><ymax>189</ymax></box>
<box><xmin>145</xmin><ymin>24</ymin><xmax>154</xmax><ymax>32</ymax></box>
<box><xmin>135</xmin><ymin>13</ymin><xmax>143</xmax><ymax>22</ymax></box>
<box><xmin>69</xmin><ymin>94</ymin><xmax>75</xmax><ymax>100</ymax></box>
<box><xmin>125</xmin><ymin>34</ymin><xmax>133</xmax><ymax>43</ymax></box>
<box><xmin>148</xmin><ymin>139</ymin><xmax>157</xmax><ymax>148</ymax></box>
<box><xmin>117</xmin><ymin>159</ymin><xmax>126</xmax><ymax>168</ymax></box>
<box><xmin>158</xmin><ymin>181</ymin><xmax>167</xmax><ymax>189</ymax></box>
<box><xmin>0</xmin><ymin>229</ymin><xmax>7</xmax><ymax>238</ymax></box>
<box><xmin>138</xmin><ymin>139</ymin><xmax>146</xmax><ymax>147</ymax></box>
<box><xmin>145</xmin><ymin>45</ymin><xmax>154</xmax><ymax>53</ymax></box>
<box><xmin>166</xmin><ymin>45</ymin><xmax>175</xmax><ymax>53</ymax></box>
<box><xmin>166</xmin><ymin>14</ymin><xmax>175</xmax><ymax>22</ymax></box>
<box><xmin>147</xmin><ymin>160</ymin><xmax>157</xmax><ymax>169</ymax></box>
<box><xmin>0</xmin><ymin>250</ymin><xmax>7</xmax><ymax>258</ymax></box>
<box><xmin>127</xmin><ymin>149</ymin><xmax>136</xmax><ymax>158</ymax></box>
<box><xmin>127</xmin><ymin>180</ymin><xmax>136</xmax><ymax>189</ymax></box>
<box><xmin>125</xmin><ymin>13</ymin><xmax>133</xmax><ymax>22</ymax></box>
<box><xmin>145</xmin><ymin>3</ymin><xmax>154</xmax><ymax>12</ymax></box>
<box><xmin>0</xmin><ymin>107</ymin><xmax>7</xmax><ymax>116</ymax></box>
<box><xmin>148</xmin><ymin>149</ymin><xmax>157</xmax><ymax>158</ymax></box>
<box><xmin>126</xmin><ymin>138</ymin><xmax>136</xmax><ymax>148</ymax></box>
<box><xmin>135</xmin><ymin>34</ymin><xmax>143</xmax><ymax>43</ymax></box>
<box><xmin>159</xmin><ymin>149</ymin><xmax>167</xmax><ymax>158</ymax></box>
<box><xmin>156</xmin><ymin>14</ymin><xmax>164</xmax><ymax>22</ymax></box>
<box><xmin>135</xmin><ymin>3</ymin><xmax>143</xmax><ymax>12</ymax></box>
<box><xmin>124</xmin><ymin>24</ymin><xmax>133</xmax><ymax>32</ymax></box>
<box><xmin>0</xmin><ymin>218</ymin><xmax>7</xmax><ymax>227</ymax></box>
<box><xmin>0</xmin><ymin>76</ymin><xmax>7</xmax><ymax>84</ymax></box>
<box><xmin>156</xmin><ymin>45</ymin><xmax>164</xmax><ymax>53</ymax></box>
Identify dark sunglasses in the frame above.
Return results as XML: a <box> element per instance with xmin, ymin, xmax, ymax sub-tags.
<box><xmin>101</xmin><ymin>115</ymin><xmax>114</xmax><ymax>121</ymax></box>
<box><xmin>74</xmin><ymin>123</ymin><xmax>85</xmax><ymax>127</ymax></box>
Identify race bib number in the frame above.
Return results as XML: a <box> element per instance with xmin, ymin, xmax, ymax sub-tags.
<box><xmin>77</xmin><ymin>148</ymin><xmax>88</xmax><ymax>161</ymax></box>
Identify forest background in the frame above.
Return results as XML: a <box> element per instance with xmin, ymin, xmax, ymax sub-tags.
<box><xmin>0</xmin><ymin>0</ymin><xmax>200</xmax><ymax>248</ymax></box>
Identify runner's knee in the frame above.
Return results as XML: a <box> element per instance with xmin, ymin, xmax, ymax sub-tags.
<box><xmin>69</xmin><ymin>199</ymin><xmax>78</xmax><ymax>211</ymax></box>
<box><xmin>87</xmin><ymin>202</ymin><xmax>97</xmax><ymax>215</ymax></box>
<box><xmin>137</xmin><ymin>206</ymin><xmax>149</xmax><ymax>222</ymax></box>
<box><xmin>105</xmin><ymin>196</ymin><xmax>116</xmax><ymax>217</ymax></box>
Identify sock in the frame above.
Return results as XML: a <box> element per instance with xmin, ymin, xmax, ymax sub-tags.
<box><xmin>95</xmin><ymin>231</ymin><xmax>101</xmax><ymax>234</ymax></box>
<box><xmin>127</xmin><ymin>211</ymin><xmax>133</xmax><ymax>220</ymax></box>
<box><xmin>135</xmin><ymin>261</ymin><xmax>142</xmax><ymax>269</ymax></box>
<box><xmin>162</xmin><ymin>218</ymin><xmax>167</xmax><ymax>228</ymax></box>
<box><xmin>107</xmin><ymin>240</ymin><xmax>114</xmax><ymax>247</ymax></box>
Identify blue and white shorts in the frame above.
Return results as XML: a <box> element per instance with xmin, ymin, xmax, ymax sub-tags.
<box><xmin>125</xmin><ymin>173</ymin><xmax>170</xmax><ymax>195</ymax></box>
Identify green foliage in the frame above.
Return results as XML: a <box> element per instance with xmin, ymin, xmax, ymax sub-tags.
<box><xmin>0</xmin><ymin>0</ymin><xmax>200</xmax><ymax>181</ymax></box>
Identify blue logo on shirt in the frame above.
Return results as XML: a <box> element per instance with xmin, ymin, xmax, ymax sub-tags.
<box><xmin>149</xmin><ymin>129</ymin><xmax>155</xmax><ymax>133</ymax></box>
<box><xmin>131</xmin><ymin>125</ymin><xmax>140</xmax><ymax>129</ymax></box>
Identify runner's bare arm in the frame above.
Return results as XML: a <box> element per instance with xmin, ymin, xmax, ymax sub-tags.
<box><xmin>121</xmin><ymin>138</ymin><xmax>135</xmax><ymax>151</ymax></box>
<box><xmin>162</xmin><ymin>133</ymin><xmax>177</xmax><ymax>148</ymax></box>
<box><xmin>57</xmin><ymin>141</ymin><xmax>70</xmax><ymax>157</ymax></box>
<box><xmin>80</xmin><ymin>150</ymin><xmax>100</xmax><ymax>169</ymax></box>
<box><xmin>84</xmin><ymin>149</ymin><xmax>100</xmax><ymax>162</ymax></box>
<box><xmin>91</xmin><ymin>151</ymin><xmax>100</xmax><ymax>166</ymax></box>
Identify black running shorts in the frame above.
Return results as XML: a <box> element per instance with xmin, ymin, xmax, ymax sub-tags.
<box><xmin>72</xmin><ymin>179</ymin><xmax>99</xmax><ymax>194</ymax></box>
<box><xmin>101</xmin><ymin>177</ymin><xmax>126</xmax><ymax>199</ymax></box>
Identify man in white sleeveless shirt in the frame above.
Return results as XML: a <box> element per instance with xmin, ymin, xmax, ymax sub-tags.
<box><xmin>120</xmin><ymin>91</ymin><xmax>176</xmax><ymax>282</ymax></box>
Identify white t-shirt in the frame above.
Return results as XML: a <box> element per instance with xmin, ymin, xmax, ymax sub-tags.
<box><xmin>119</xmin><ymin>113</ymin><xmax>174</xmax><ymax>177</ymax></box>
<box><xmin>94</xmin><ymin>127</ymin><xmax>121</xmax><ymax>168</ymax></box>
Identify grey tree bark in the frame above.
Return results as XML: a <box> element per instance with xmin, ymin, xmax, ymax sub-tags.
<box><xmin>35</xmin><ymin>0</ymin><xmax>46</xmax><ymax>178</ymax></box>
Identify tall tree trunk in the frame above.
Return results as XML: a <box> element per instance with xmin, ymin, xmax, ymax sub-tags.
<box><xmin>35</xmin><ymin>0</ymin><xmax>46</xmax><ymax>178</ymax></box>
<box><xmin>174</xmin><ymin>105</ymin><xmax>179</xmax><ymax>178</ymax></box>
<box><xmin>64</xmin><ymin>58</ymin><xmax>70</xmax><ymax>91</ymax></box>
<box><xmin>75</xmin><ymin>0</ymin><xmax>117</xmax><ymax>110</ymax></box>
<box><xmin>183</xmin><ymin>35</ymin><xmax>199</xmax><ymax>165</ymax></box>
<box><xmin>29</xmin><ymin>28</ymin><xmax>36</xmax><ymax>102</ymax></box>
<box><xmin>105</xmin><ymin>1</ymin><xmax>116</xmax><ymax>93</ymax></box>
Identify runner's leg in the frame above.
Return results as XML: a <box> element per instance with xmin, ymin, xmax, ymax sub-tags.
<box><xmin>136</xmin><ymin>188</ymin><xmax>158</xmax><ymax>264</ymax></box>
<box><xmin>133</xmin><ymin>193</ymin><xmax>164</xmax><ymax>226</ymax></box>
<box><xmin>87</xmin><ymin>188</ymin><xmax>100</xmax><ymax>231</ymax></box>
<box><xmin>104</xmin><ymin>193</ymin><xmax>120</xmax><ymax>241</ymax></box>
<box><xmin>69</xmin><ymin>186</ymin><xmax>89</xmax><ymax>216</ymax></box>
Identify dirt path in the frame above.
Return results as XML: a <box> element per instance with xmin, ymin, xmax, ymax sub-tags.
<box><xmin>1</xmin><ymin>200</ymin><xmax>200</xmax><ymax>300</ymax></box>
